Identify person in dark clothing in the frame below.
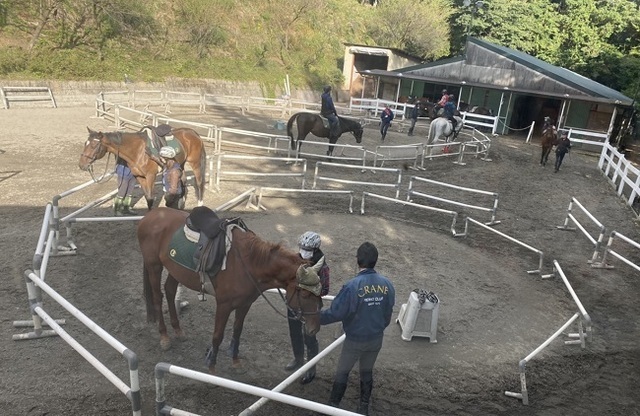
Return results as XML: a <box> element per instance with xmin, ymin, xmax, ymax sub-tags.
<box><xmin>320</xmin><ymin>242</ymin><xmax>395</xmax><ymax>415</ymax></box>
<box><xmin>554</xmin><ymin>132</ymin><xmax>571</xmax><ymax>172</ymax></box>
<box><xmin>320</xmin><ymin>86</ymin><xmax>340</xmax><ymax>141</ymax></box>
<box><xmin>285</xmin><ymin>231</ymin><xmax>330</xmax><ymax>385</ymax></box>
<box><xmin>114</xmin><ymin>157</ymin><xmax>137</xmax><ymax>216</ymax></box>
<box><xmin>443</xmin><ymin>94</ymin><xmax>458</xmax><ymax>132</ymax></box>
<box><xmin>407</xmin><ymin>103</ymin><xmax>420</xmax><ymax>136</ymax></box>
<box><xmin>379</xmin><ymin>104</ymin><xmax>394</xmax><ymax>141</ymax></box>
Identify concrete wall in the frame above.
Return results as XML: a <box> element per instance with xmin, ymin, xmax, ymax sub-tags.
<box><xmin>0</xmin><ymin>78</ymin><xmax>320</xmax><ymax>108</ymax></box>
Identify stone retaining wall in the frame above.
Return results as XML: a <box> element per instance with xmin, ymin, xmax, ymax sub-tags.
<box><xmin>0</xmin><ymin>78</ymin><xmax>318</xmax><ymax>107</ymax></box>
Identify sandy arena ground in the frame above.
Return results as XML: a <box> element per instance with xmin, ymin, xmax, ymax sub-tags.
<box><xmin>1</xmin><ymin>105</ymin><xmax>639</xmax><ymax>416</ymax></box>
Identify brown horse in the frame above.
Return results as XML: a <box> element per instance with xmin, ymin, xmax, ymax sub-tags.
<box><xmin>287</xmin><ymin>112</ymin><xmax>363</xmax><ymax>156</ymax></box>
<box><xmin>540</xmin><ymin>127</ymin><xmax>559</xmax><ymax>166</ymax></box>
<box><xmin>136</xmin><ymin>207</ymin><xmax>323</xmax><ymax>373</ymax></box>
<box><xmin>79</xmin><ymin>127</ymin><xmax>207</xmax><ymax>209</ymax></box>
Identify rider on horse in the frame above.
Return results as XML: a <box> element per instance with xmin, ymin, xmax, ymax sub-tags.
<box><xmin>320</xmin><ymin>86</ymin><xmax>339</xmax><ymax>141</ymax></box>
<box><xmin>542</xmin><ymin>116</ymin><xmax>557</xmax><ymax>136</ymax></box>
<box><xmin>434</xmin><ymin>89</ymin><xmax>449</xmax><ymax>116</ymax></box>
<box><xmin>443</xmin><ymin>95</ymin><xmax>459</xmax><ymax>134</ymax></box>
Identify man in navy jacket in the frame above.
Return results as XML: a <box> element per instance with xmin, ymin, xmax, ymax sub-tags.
<box><xmin>320</xmin><ymin>242</ymin><xmax>395</xmax><ymax>415</ymax></box>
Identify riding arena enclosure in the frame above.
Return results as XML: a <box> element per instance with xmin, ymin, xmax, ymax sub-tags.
<box><xmin>6</xmin><ymin>91</ymin><xmax>640</xmax><ymax>416</ymax></box>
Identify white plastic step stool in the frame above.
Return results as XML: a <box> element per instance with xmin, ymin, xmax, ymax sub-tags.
<box><xmin>396</xmin><ymin>291</ymin><xmax>439</xmax><ymax>342</ymax></box>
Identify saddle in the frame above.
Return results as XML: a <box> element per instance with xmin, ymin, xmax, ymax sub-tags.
<box><xmin>185</xmin><ymin>206</ymin><xmax>249</xmax><ymax>298</ymax></box>
<box><xmin>141</xmin><ymin>125</ymin><xmax>183</xmax><ymax>166</ymax></box>
<box><xmin>319</xmin><ymin>115</ymin><xmax>340</xmax><ymax>131</ymax></box>
<box><xmin>169</xmin><ymin>207</ymin><xmax>249</xmax><ymax>300</ymax></box>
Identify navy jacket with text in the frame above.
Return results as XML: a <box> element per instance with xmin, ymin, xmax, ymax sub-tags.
<box><xmin>320</xmin><ymin>268</ymin><xmax>395</xmax><ymax>342</ymax></box>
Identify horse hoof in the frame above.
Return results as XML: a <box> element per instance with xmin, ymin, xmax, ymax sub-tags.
<box><xmin>208</xmin><ymin>366</ymin><xmax>216</xmax><ymax>375</ymax></box>
<box><xmin>175</xmin><ymin>329</ymin><xmax>186</xmax><ymax>341</ymax></box>
<box><xmin>232</xmin><ymin>358</ymin><xmax>243</xmax><ymax>369</ymax></box>
<box><xmin>160</xmin><ymin>337</ymin><xmax>171</xmax><ymax>351</ymax></box>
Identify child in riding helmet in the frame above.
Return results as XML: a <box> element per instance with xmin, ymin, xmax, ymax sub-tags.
<box><xmin>285</xmin><ymin>231</ymin><xmax>330</xmax><ymax>385</ymax></box>
<box><xmin>114</xmin><ymin>157</ymin><xmax>137</xmax><ymax>216</ymax></box>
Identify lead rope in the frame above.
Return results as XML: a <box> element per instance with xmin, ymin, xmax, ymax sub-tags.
<box><xmin>227</xmin><ymin>230</ymin><xmax>302</xmax><ymax>321</ymax></box>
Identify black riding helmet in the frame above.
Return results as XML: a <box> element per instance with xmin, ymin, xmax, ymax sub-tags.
<box><xmin>323</xmin><ymin>85</ymin><xmax>332</xmax><ymax>93</ymax></box>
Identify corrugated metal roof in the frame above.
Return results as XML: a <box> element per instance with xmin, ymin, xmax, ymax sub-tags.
<box><xmin>360</xmin><ymin>38</ymin><xmax>633</xmax><ymax>106</ymax></box>
<box><xmin>471</xmin><ymin>38</ymin><xmax>632</xmax><ymax>104</ymax></box>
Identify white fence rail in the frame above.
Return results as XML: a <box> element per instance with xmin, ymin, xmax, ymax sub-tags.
<box><xmin>407</xmin><ymin>176</ymin><xmax>500</xmax><ymax>225</ymax></box>
<box><xmin>592</xmin><ymin>231</ymin><xmax>640</xmax><ymax>272</ymax></box>
<box><xmin>212</xmin><ymin>155</ymin><xmax>306</xmax><ymax>190</ymax></box>
<box><xmin>556</xmin><ymin>197</ymin><xmax>607</xmax><ymax>263</ymax></box>
<box><xmin>460</xmin><ymin>111</ymin><xmax>498</xmax><ymax>135</ymax></box>
<box><xmin>598</xmin><ymin>142</ymin><xmax>640</xmax><ymax>211</ymax></box>
<box><xmin>312</xmin><ymin>161</ymin><xmax>403</xmax><ymax>199</ymax></box>
<box><xmin>457</xmin><ymin>217</ymin><xmax>553</xmax><ymax>277</ymax></box>
<box><xmin>1</xmin><ymin>86</ymin><xmax>57</xmax><ymax>109</ymax></box>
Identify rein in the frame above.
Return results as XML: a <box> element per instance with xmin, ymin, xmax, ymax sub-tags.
<box><xmin>228</xmin><ymin>232</ymin><xmax>315</xmax><ymax>323</ymax></box>
<box><xmin>84</xmin><ymin>138</ymin><xmax>114</xmax><ymax>183</ymax></box>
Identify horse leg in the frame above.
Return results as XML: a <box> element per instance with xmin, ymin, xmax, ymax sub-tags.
<box><xmin>164</xmin><ymin>274</ymin><xmax>185</xmax><ymax>341</ymax></box>
<box><xmin>327</xmin><ymin>137</ymin><xmax>337</xmax><ymax>157</ymax></box>
<box><xmin>191</xmin><ymin>159</ymin><xmax>205</xmax><ymax>207</ymax></box>
<box><xmin>145</xmin><ymin>262</ymin><xmax>170</xmax><ymax>350</ymax></box>
<box><xmin>140</xmin><ymin>174</ymin><xmax>156</xmax><ymax>210</ymax></box>
<box><xmin>205</xmin><ymin>302</ymin><xmax>233</xmax><ymax>374</ymax></box>
<box><xmin>227</xmin><ymin>305</ymin><xmax>251</xmax><ymax>368</ymax></box>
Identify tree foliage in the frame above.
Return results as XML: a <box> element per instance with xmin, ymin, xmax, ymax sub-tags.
<box><xmin>0</xmin><ymin>0</ymin><xmax>638</xmax><ymax>102</ymax></box>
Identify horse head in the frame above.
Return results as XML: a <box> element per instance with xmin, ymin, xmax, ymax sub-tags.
<box><xmin>79</xmin><ymin>128</ymin><xmax>108</xmax><ymax>171</ymax></box>
<box><xmin>353</xmin><ymin>124</ymin><xmax>364</xmax><ymax>144</ymax></box>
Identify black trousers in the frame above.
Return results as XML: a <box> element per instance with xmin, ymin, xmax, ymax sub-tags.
<box><xmin>287</xmin><ymin>310</ymin><xmax>318</xmax><ymax>359</ymax></box>
<box><xmin>333</xmin><ymin>336</ymin><xmax>383</xmax><ymax>384</ymax></box>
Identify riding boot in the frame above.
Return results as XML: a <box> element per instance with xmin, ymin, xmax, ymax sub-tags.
<box><xmin>357</xmin><ymin>380</ymin><xmax>373</xmax><ymax>415</ymax></box>
<box><xmin>328</xmin><ymin>381</ymin><xmax>348</xmax><ymax>407</ymax></box>
<box><xmin>113</xmin><ymin>196</ymin><xmax>124</xmax><ymax>216</ymax></box>
<box><xmin>301</xmin><ymin>340</ymin><xmax>319</xmax><ymax>384</ymax></box>
<box><xmin>121</xmin><ymin>196</ymin><xmax>138</xmax><ymax>216</ymax></box>
<box><xmin>285</xmin><ymin>355</ymin><xmax>304</xmax><ymax>371</ymax></box>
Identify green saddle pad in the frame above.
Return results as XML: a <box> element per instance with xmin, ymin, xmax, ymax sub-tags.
<box><xmin>168</xmin><ymin>227</ymin><xmax>197</xmax><ymax>271</ymax></box>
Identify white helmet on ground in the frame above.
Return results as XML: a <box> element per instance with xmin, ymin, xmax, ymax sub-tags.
<box><xmin>298</xmin><ymin>231</ymin><xmax>321</xmax><ymax>260</ymax></box>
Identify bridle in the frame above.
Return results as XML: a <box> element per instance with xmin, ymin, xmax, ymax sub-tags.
<box><xmin>281</xmin><ymin>286</ymin><xmax>321</xmax><ymax>325</ymax></box>
<box><xmin>228</xmin><ymin>232</ymin><xmax>321</xmax><ymax>324</ymax></box>
<box><xmin>81</xmin><ymin>137</ymin><xmax>113</xmax><ymax>183</ymax></box>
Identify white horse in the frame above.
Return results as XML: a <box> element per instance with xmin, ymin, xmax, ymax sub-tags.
<box><xmin>426</xmin><ymin>116</ymin><xmax>463</xmax><ymax>156</ymax></box>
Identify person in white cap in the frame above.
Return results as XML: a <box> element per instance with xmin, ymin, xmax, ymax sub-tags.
<box><xmin>284</xmin><ymin>231</ymin><xmax>330</xmax><ymax>384</ymax></box>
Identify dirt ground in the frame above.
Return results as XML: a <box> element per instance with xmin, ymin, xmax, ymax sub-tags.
<box><xmin>1</xmin><ymin>105</ymin><xmax>639</xmax><ymax>416</ymax></box>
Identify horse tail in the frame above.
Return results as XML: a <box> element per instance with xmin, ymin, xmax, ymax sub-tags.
<box><xmin>427</xmin><ymin>120</ymin><xmax>436</xmax><ymax>145</ymax></box>
<box><xmin>287</xmin><ymin>113</ymin><xmax>298</xmax><ymax>150</ymax></box>
<box><xmin>143</xmin><ymin>264</ymin><xmax>156</xmax><ymax>322</ymax></box>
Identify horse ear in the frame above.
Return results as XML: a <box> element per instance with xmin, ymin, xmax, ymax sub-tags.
<box><xmin>87</xmin><ymin>127</ymin><xmax>95</xmax><ymax>134</ymax></box>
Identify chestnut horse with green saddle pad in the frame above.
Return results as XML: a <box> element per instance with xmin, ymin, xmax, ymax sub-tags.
<box><xmin>287</xmin><ymin>112</ymin><xmax>364</xmax><ymax>156</ymax></box>
<box><xmin>79</xmin><ymin>127</ymin><xmax>207</xmax><ymax>209</ymax></box>
<box><xmin>136</xmin><ymin>206</ymin><xmax>323</xmax><ymax>373</ymax></box>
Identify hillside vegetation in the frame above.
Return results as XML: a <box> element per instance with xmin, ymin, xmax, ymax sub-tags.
<box><xmin>0</xmin><ymin>0</ymin><xmax>639</xmax><ymax>101</ymax></box>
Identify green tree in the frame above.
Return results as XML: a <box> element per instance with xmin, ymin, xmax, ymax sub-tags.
<box><xmin>368</xmin><ymin>0</ymin><xmax>452</xmax><ymax>59</ymax></box>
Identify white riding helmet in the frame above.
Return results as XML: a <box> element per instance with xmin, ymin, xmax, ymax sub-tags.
<box><xmin>159</xmin><ymin>146</ymin><xmax>177</xmax><ymax>159</ymax></box>
<box><xmin>298</xmin><ymin>231</ymin><xmax>321</xmax><ymax>260</ymax></box>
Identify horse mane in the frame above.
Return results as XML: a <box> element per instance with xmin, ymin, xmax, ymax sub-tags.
<box><xmin>337</xmin><ymin>116</ymin><xmax>362</xmax><ymax>131</ymax></box>
<box><xmin>242</xmin><ymin>231</ymin><xmax>296</xmax><ymax>268</ymax></box>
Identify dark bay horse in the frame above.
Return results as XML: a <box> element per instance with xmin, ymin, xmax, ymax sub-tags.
<box><xmin>540</xmin><ymin>127</ymin><xmax>559</xmax><ymax>166</ymax></box>
<box><xmin>287</xmin><ymin>113</ymin><xmax>363</xmax><ymax>156</ymax></box>
<box><xmin>137</xmin><ymin>207</ymin><xmax>323</xmax><ymax>373</ymax></box>
<box><xmin>79</xmin><ymin>127</ymin><xmax>207</xmax><ymax>209</ymax></box>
